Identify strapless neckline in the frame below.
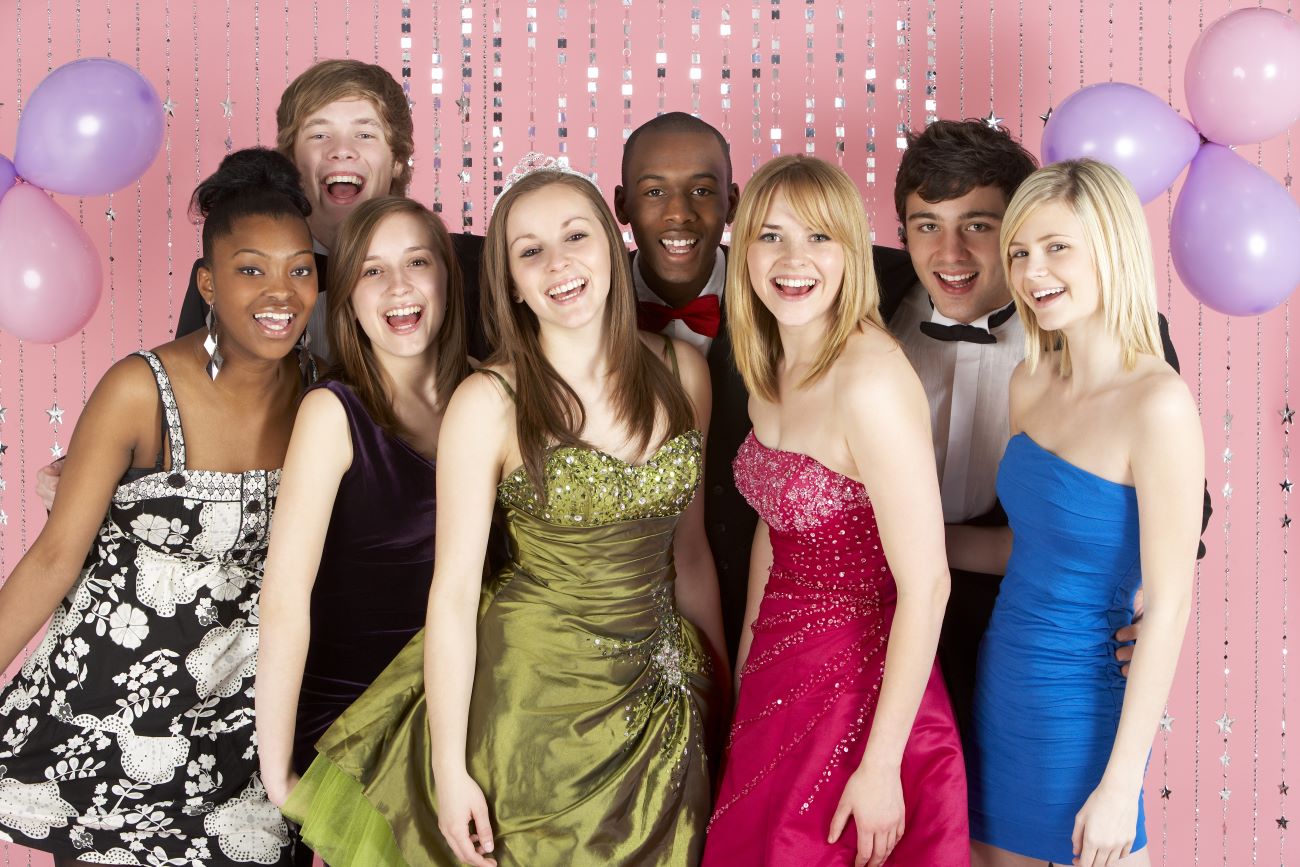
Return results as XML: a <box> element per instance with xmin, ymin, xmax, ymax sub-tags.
<box><xmin>743</xmin><ymin>430</ymin><xmax>865</xmax><ymax>489</ymax></box>
<box><xmin>1010</xmin><ymin>432</ymin><xmax>1136</xmax><ymax>492</ymax></box>
<box><xmin>500</xmin><ymin>429</ymin><xmax>702</xmax><ymax>487</ymax></box>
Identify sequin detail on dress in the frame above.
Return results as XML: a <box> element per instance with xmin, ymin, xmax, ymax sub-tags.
<box><xmin>701</xmin><ymin>432</ymin><xmax>969</xmax><ymax>867</ymax></box>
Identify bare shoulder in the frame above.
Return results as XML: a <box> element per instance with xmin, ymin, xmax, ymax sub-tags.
<box><xmin>294</xmin><ymin>385</ymin><xmax>348</xmax><ymax>430</ymax></box>
<box><xmin>446</xmin><ymin>364</ymin><xmax>515</xmax><ymax>422</ymax></box>
<box><xmin>90</xmin><ymin>352</ymin><xmax>166</xmax><ymax>415</ymax></box>
<box><xmin>834</xmin><ymin>325</ymin><xmax>921</xmax><ymax>406</ymax></box>
<box><xmin>1128</xmin><ymin>358</ymin><xmax>1197</xmax><ymax>433</ymax></box>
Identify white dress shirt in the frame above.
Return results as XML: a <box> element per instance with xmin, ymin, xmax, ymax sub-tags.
<box><xmin>891</xmin><ymin>285</ymin><xmax>1025</xmax><ymax>523</ymax></box>
<box><xmin>632</xmin><ymin>247</ymin><xmax>726</xmax><ymax>355</ymax></box>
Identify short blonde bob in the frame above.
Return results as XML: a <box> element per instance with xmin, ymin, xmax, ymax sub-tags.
<box><xmin>725</xmin><ymin>155</ymin><xmax>885</xmax><ymax>402</ymax></box>
<box><xmin>1000</xmin><ymin>158</ymin><xmax>1162</xmax><ymax>377</ymax></box>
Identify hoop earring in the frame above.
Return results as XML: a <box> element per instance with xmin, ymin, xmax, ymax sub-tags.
<box><xmin>203</xmin><ymin>305</ymin><xmax>223</xmax><ymax>381</ymax></box>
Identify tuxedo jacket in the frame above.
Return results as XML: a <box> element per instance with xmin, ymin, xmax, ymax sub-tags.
<box><xmin>175</xmin><ymin>232</ymin><xmax>491</xmax><ymax>361</ymax></box>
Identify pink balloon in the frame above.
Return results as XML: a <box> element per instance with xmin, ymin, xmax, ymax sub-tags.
<box><xmin>1170</xmin><ymin>144</ymin><xmax>1300</xmax><ymax>317</ymax></box>
<box><xmin>0</xmin><ymin>184</ymin><xmax>103</xmax><ymax>343</ymax></box>
<box><xmin>1185</xmin><ymin>8</ymin><xmax>1300</xmax><ymax>145</ymax></box>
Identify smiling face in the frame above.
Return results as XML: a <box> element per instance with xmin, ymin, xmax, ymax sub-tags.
<box><xmin>292</xmin><ymin>97</ymin><xmax>402</xmax><ymax>252</ymax></box>
<box><xmin>348</xmin><ymin>211</ymin><xmax>448</xmax><ymax>362</ymax></box>
<box><xmin>199</xmin><ymin>213</ymin><xmax>318</xmax><ymax>363</ymax></box>
<box><xmin>614</xmin><ymin>129</ymin><xmax>738</xmax><ymax>307</ymax></box>
<box><xmin>903</xmin><ymin>184</ymin><xmax>1012</xmax><ymax>324</ymax></box>
<box><xmin>505</xmin><ymin>182</ymin><xmax>613</xmax><ymax>335</ymax></box>
<box><xmin>745</xmin><ymin>188</ymin><xmax>845</xmax><ymax>333</ymax></box>
<box><xmin>1006</xmin><ymin>199</ymin><xmax>1101</xmax><ymax>333</ymax></box>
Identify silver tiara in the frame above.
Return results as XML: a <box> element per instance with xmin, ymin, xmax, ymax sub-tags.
<box><xmin>492</xmin><ymin>152</ymin><xmax>597</xmax><ymax>214</ymax></box>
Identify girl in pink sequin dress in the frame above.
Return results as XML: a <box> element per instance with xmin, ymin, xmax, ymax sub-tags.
<box><xmin>701</xmin><ymin>155</ymin><xmax>969</xmax><ymax>867</ymax></box>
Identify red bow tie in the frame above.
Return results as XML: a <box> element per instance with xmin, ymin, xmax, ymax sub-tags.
<box><xmin>636</xmin><ymin>294</ymin><xmax>721</xmax><ymax>338</ymax></box>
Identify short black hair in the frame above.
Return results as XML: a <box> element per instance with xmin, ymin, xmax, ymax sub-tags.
<box><xmin>621</xmin><ymin>112</ymin><xmax>733</xmax><ymax>185</ymax></box>
<box><xmin>893</xmin><ymin>119</ymin><xmax>1039</xmax><ymax>227</ymax></box>
<box><xmin>190</xmin><ymin>147</ymin><xmax>312</xmax><ymax>262</ymax></box>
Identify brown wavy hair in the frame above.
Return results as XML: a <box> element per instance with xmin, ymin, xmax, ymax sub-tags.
<box><xmin>275</xmin><ymin>59</ymin><xmax>414</xmax><ymax>195</ymax></box>
<box><xmin>325</xmin><ymin>197</ymin><xmax>470</xmax><ymax>438</ymax></box>
<box><xmin>481</xmin><ymin>169</ymin><xmax>695</xmax><ymax>502</ymax></box>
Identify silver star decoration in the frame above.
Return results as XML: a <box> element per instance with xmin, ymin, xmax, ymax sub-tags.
<box><xmin>0</xmin><ymin>478</ymin><xmax>6</xmax><ymax>492</ymax></box>
<box><xmin>1160</xmin><ymin>785</ymin><xmax>1172</xmax><ymax>799</ymax></box>
<box><xmin>105</xmin><ymin>207</ymin><xmax>116</xmax><ymax>222</ymax></box>
<box><xmin>455</xmin><ymin>96</ymin><xmax>471</xmax><ymax>113</ymax></box>
<box><xmin>220</xmin><ymin>97</ymin><xmax>234</xmax><ymax>118</ymax></box>
<box><xmin>0</xmin><ymin>405</ymin><xmax>6</xmax><ymax>423</ymax></box>
<box><xmin>1281</xmin><ymin>782</ymin><xmax>1291</xmax><ymax>796</ymax></box>
<box><xmin>1280</xmin><ymin>816</ymin><xmax>1291</xmax><ymax>830</ymax></box>
<box><xmin>0</xmin><ymin>510</ymin><xmax>7</xmax><ymax>526</ymax></box>
<box><xmin>1039</xmin><ymin>107</ymin><xmax>1053</xmax><ymax>125</ymax></box>
<box><xmin>162</xmin><ymin>97</ymin><xmax>175</xmax><ymax>117</ymax></box>
<box><xmin>982</xmin><ymin>109</ymin><xmax>1004</xmax><ymax>129</ymax></box>
<box><xmin>1284</xmin><ymin>515</ymin><xmax>1293</xmax><ymax>529</ymax></box>
<box><xmin>224</xmin><ymin>136</ymin><xmax>233</xmax><ymax>152</ymax></box>
<box><xmin>50</xmin><ymin>441</ymin><xmax>63</xmax><ymax>459</ymax></box>
<box><xmin>1220</xmin><ymin>787</ymin><xmax>1232</xmax><ymax>801</ymax></box>
<box><xmin>1216</xmin><ymin>712</ymin><xmax>1236</xmax><ymax>734</ymax></box>
<box><xmin>1223</xmin><ymin>447</ymin><xmax>1233</xmax><ymax>464</ymax></box>
<box><xmin>1223</xmin><ymin>482</ymin><xmax>1233</xmax><ymax>499</ymax></box>
<box><xmin>0</xmin><ymin>441</ymin><xmax>7</xmax><ymax>456</ymax></box>
<box><xmin>1220</xmin><ymin>752</ymin><xmax>1232</xmax><ymax>768</ymax></box>
<box><xmin>1286</xmin><ymin>174</ymin><xmax>1295</xmax><ymax>189</ymax></box>
<box><xmin>1284</xmin><ymin>478</ymin><xmax>1295</xmax><ymax>494</ymax></box>
<box><xmin>1223</xmin><ymin>410</ymin><xmax>1234</xmax><ymax>430</ymax></box>
<box><xmin>45</xmin><ymin>403</ymin><xmax>63</xmax><ymax>425</ymax></box>
<box><xmin>1283</xmin><ymin>405</ymin><xmax>1295</xmax><ymax>426</ymax></box>
<box><xmin>1159</xmin><ymin>710</ymin><xmax>1174</xmax><ymax>732</ymax></box>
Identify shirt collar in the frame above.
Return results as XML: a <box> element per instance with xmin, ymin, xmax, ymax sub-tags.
<box><xmin>633</xmin><ymin>246</ymin><xmax>726</xmax><ymax>306</ymax></box>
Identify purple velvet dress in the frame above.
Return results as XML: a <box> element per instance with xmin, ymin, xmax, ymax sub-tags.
<box><xmin>292</xmin><ymin>379</ymin><xmax>437</xmax><ymax>773</ymax></box>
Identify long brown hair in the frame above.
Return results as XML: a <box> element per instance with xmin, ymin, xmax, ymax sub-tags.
<box><xmin>481</xmin><ymin>169</ymin><xmax>695</xmax><ymax>501</ymax></box>
<box><xmin>325</xmin><ymin>196</ymin><xmax>470</xmax><ymax>438</ymax></box>
<box><xmin>726</xmin><ymin>155</ymin><xmax>887</xmax><ymax>402</ymax></box>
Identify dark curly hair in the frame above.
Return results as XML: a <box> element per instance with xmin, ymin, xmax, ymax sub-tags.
<box><xmin>190</xmin><ymin>147</ymin><xmax>312</xmax><ymax>263</ymax></box>
<box><xmin>893</xmin><ymin>119</ymin><xmax>1039</xmax><ymax>231</ymax></box>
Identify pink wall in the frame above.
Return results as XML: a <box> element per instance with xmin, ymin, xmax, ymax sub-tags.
<box><xmin>1</xmin><ymin>1</ymin><xmax>1296</xmax><ymax>863</ymax></box>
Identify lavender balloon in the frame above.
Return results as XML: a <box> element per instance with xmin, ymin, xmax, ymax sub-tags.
<box><xmin>1042</xmin><ymin>83</ymin><xmax>1201</xmax><ymax>204</ymax></box>
<box><xmin>14</xmin><ymin>58</ymin><xmax>163</xmax><ymax>197</ymax></box>
<box><xmin>0</xmin><ymin>156</ymin><xmax>15</xmax><ymax>202</ymax></box>
<box><xmin>1170</xmin><ymin>144</ymin><xmax>1300</xmax><ymax>317</ymax></box>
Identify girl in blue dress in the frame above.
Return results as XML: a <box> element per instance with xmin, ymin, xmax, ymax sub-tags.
<box><xmin>967</xmin><ymin>159</ymin><xmax>1203</xmax><ymax>867</ymax></box>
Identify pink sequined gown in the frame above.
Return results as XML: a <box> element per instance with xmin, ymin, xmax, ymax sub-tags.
<box><xmin>702</xmin><ymin>432</ymin><xmax>970</xmax><ymax>866</ymax></box>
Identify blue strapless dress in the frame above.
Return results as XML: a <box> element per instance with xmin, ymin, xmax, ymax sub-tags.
<box><xmin>969</xmin><ymin>433</ymin><xmax>1147</xmax><ymax>862</ymax></box>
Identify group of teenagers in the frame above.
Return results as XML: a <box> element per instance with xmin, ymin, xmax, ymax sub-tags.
<box><xmin>0</xmin><ymin>58</ymin><xmax>1207</xmax><ymax>867</ymax></box>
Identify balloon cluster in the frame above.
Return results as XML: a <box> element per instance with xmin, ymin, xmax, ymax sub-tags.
<box><xmin>1041</xmin><ymin>8</ymin><xmax>1300</xmax><ymax>317</ymax></box>
<box><xmin>0</xmin><ymin>59</ymin><xmax>163</xmax><ymax>343</ymax></box>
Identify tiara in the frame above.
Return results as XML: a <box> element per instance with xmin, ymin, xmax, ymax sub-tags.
<box><xmin>492</xmin><ymin>152</ymin><xmax>597</xmax><ymax>214</ymax></box>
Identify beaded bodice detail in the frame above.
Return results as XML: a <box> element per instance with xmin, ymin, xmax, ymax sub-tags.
<box><xmin>497</xmin><ymin>429</ymin><xmax>703</xmax><ymax>525</ymax></box>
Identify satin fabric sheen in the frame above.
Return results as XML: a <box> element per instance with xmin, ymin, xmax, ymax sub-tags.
<box><xmin>285</xmin><ymin>431</ymin><xmax>717</xmax><ymax>866</ymax></box>
<box><xmin>702</xmin><ymin>432</ymin><xmax>969</xmax><ymax>866</ymax></box>
<box><xmin>969</xmin><ymin>433</ymin><xmax>1147</xmax><ymax>862</ymax></box>
<box><xmin>292</xmin><ymin>379</ymin><xmax>438</xmax><ymax>774</ymax></box>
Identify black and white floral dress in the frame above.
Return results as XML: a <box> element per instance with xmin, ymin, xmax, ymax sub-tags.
<box><xmin>0</xmin><ymin>351</ymin><xmax>292</xmax><ymax>866</ymax></box>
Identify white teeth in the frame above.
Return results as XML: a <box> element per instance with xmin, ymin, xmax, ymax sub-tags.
<box><xmin>547</xmin><ymin>277</ymin><xmax>586</xmax><ymax>298</ymax></box>
<box><xmin>1032</xmin><ymin>287</ymin><xmax>1066</xmax><ymax>300</ymax></box>
<box><xmin>661</xmin><ymin>238</ymin><xmax>697</xmax><ymax>249</ymax></box>
<box><xmin>254</xmin><ymin>312</ymin><xmax>293</xmax><ymax>321</ymax></box>
<box><xmin>324</xmin><ymin>173</ymin><xmax>364</xmax><ymax>185</ymax></box>
<box><xmin>774</xmin><ymin>277</ymin><xmax>817</xmax><ymax>288</ymax></box>
<box><xmin>385</xmin><ymin>305</ymin><xmax>422</xmax><ymax>317</ymax></box>
<box><xmin>938</xmin><ymin>272</ymin><xmax>976</xmax><ymax>282</ymax></box>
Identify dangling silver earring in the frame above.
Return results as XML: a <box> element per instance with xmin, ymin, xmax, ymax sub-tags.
<box><xmin>295</xmin><ymin>325</ymin><xmax>315</xmax><ymax>381</ymax></box>
<box><xmin>203</xmin><ymin>305</ymin><xmax>223</xmax><ymax>381</ymax></box>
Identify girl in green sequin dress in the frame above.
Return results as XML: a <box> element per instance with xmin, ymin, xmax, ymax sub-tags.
<box><xmin>283</xmin><ymin>156</ymin><xmax>727</xmax><ymax>866</ymax></box>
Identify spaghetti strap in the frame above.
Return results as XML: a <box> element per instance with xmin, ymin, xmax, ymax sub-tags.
<box><xmin>478</xmin><ymin>367</ymin><xmax>517</xmax><ymax>402</ymax></box>
<box><xmin>134</xmin><ymin>351</ymin><xmax>187</xmax><ymax>471</ymax></box>
<box><xmin>660</xmin><ymin>333</ymin><xmax>680</xmax><ymax>381</ymax></box>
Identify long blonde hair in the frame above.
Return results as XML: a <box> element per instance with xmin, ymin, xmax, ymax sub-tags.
<box><xmin>1000</xmin><ymin>159</ymin><xmax>1162</xmax><ymax>377</ymax></box>
<box><xmin>481</xmin><ymin>169</ymin><xmax>696</xmax><ymax>501</ymax></box>
<box><xmin>325</xmin><ymin>197</ymin><xmax>470</xmax><ymax>437</ymax></box>
<box><xmin>725</xmin><ymin>155</ymin><xmax>886</xmax><ymax>402</ymax></box>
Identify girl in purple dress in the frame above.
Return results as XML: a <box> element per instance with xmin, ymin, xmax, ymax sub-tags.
<box><xmin>703</xmin><ymin>155</ymin><xmax>969</xmax><ymax>867</ymax></box>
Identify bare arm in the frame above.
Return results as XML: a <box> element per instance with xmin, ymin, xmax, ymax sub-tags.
<box><xmin>0</xmin><ymin>359</ymin><xmax>149</xmax><ymax>671</ymax></box>
<box><xmin>426</xmin><ymin>373</ymin><xmax>509</xmax><ymax>867</ymax></box>
<box><xmin>830</xmin><ymin>341</ymin><xmax>950</xmax><ymax>865</ymax></box>
<box><xmin>1073</xmin><ymin>378</ymin><xmax>1201</xmax><ymax>865</ymax></box>
<box><xmin>255</xmin><ymin>388</ymin><xmax>351</xmax><ymax>806</ymax></box>
<box><xmin>669</xmin><ymin>339</ymin><xmax>729</xmax><ymax>685</ymax></box>
<box><xmin>732</xmin><ymin>518</ymin><xmax>772</xmax><ymax>694</ymax></box>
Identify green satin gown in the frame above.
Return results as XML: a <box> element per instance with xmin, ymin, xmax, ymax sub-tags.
<box><xmin>284</xmin><ymin>427</ymin><xmax>718</xmax><ymax>866</ymax></box>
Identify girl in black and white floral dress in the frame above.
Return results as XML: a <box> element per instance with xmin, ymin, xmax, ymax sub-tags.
<box><xmin>0</xmin><ymin>148</ymin><xmax>317</xmax><ymax>867</ymax></box>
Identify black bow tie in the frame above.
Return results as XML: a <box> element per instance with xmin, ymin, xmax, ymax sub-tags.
<box><xmin>918</xmin><ymin>302</ymin><xmax>1017</xmax><ymax>344</ymax></box>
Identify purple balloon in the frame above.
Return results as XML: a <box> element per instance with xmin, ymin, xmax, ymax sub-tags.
<box><xmin>0</xmin><ymin>155</ymin><xmax>15</xmax><ymax>201</ymax></box>
<box><xmin>1170</xmin><ymin>144</ymin><xmax>1300</xmax><ymax>317</ymax></box>
<box><xmin>14</xmin><ymin>58</ymin><xmax>163</xmax><ymax>197</ymax></box>
<box><xmin>1042</xmin><ymin>82</ymin><xmax>1201</xmax><ymax>204</ymax></box>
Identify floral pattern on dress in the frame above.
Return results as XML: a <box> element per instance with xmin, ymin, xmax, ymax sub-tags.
<box><xmin>0</xmin><ymin>351</ymin><xmax>291</xmax><ymax>866</ymax></box>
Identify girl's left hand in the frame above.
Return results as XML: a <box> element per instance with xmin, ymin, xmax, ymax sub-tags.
<box><xmin>828</xmin><ymin>763</ymin><xmax>906</xmax><ymax>867</ymax></box>
<box><xmin>1071</xmin><ymin>780</ymin><xmax>1138</xmax><ymax>867</ymax></box>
